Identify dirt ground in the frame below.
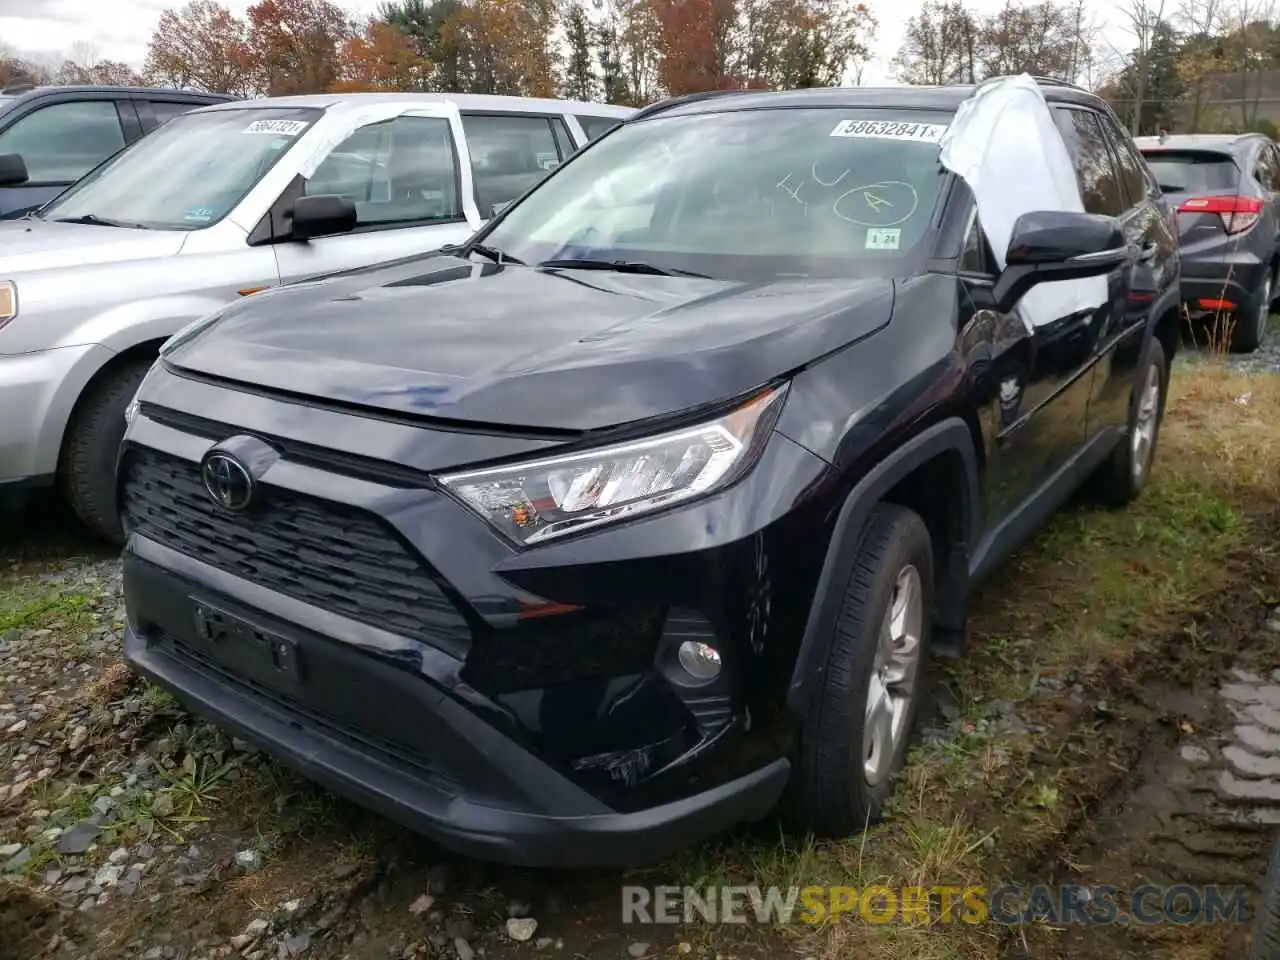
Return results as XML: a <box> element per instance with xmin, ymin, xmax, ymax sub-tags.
<box><xmin>2</xmin><ymin>353</ymin><xmax>1279</xmax><ymax>960</ymax></box>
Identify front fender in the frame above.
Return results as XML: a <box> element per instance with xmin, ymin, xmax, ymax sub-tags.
<box><xmin>786</xmin><ymin>417</ymin><xmax>980</xmax><ymax>715</ymax></box>
<box><xmin>66</xmin><ymin>293</ymin><xmax>238</xmax><ymax>355</ymax></box>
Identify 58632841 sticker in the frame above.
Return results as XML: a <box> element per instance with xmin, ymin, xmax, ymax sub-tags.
<box><xmin>243</xmin><ymin>119</ymin><xmax>309</xmax><ymax>136</ymax></box>
<box><xmin>830</xmin><ymin>119</ymin><xmax>948</xmax><ymax>142</ymax></box>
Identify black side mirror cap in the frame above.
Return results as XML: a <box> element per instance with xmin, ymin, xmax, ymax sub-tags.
<box><xmin>993</xmin><ymin>209</ymin><xmax>1131</xmax><ymax>313</ymax></box>
<box><xmin>288</xmin><ymin>194</ymin><xmax>357</xmax><ymax>241</ymax></box>
<box><xmin>0</xmin><ymin>153</ymin><xmax>29</xmax><ymax>187</ymax></box>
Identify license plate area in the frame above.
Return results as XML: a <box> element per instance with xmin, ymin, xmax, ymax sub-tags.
<box><xmin>189</xmin><ymin>597</ymin><xmax>305</xmax><ymax>691</ymax></box>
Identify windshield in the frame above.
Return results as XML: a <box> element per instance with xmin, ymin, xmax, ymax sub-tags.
<box><xmin>480</xmin><ymin>107</ymin><xmax>952</xmax><ymax>280</ymax></box>
<box><xmin>40</xmin><ymin>106</ymin><xmax>322</xmax><ymax>230</ymax></box>
<box><xmin>1140</xmin><ymin>152</ymin><xmax>1240</xmax><ymax>194</ymax></box>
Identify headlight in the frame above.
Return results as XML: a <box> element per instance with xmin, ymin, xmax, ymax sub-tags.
<box><xmin>439</xmin><ymin>385</ymin><xmax>787</xmax><ymax>546</ymax></box>
<box><xmin>0</xmin><ymin>281</ymin><xmax>17</xmax><ymax>330</ymax></box>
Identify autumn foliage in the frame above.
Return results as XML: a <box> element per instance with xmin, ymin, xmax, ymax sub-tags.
<box><xmin>122</xmin><ymin>0</ymin><xmax>876</xmax><ymax>103</ymax></box>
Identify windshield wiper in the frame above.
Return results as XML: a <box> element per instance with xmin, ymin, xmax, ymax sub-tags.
<box><xmin>467</xmin><ymin>243</ymin><xmax>524</xmax><ymax>266</ymax></box>
<box><xmin>537</xmin><ymin>257</ymin><xmax>710</xmax><ymax>278</ymax></box>
<box><xmin>52</xmin><ymin>213</ymin><xmax>147</xmax><ymax>229</ymax></box>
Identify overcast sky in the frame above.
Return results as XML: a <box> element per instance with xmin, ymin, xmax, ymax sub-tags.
<box><xmin>0</xmin><ymin>0</ymin><xmax>1128</xmax><ymax>88</ymax></box>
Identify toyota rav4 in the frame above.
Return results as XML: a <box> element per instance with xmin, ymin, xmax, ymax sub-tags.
<box><xmin>118</xmin><ymin>77</ymin><xmax>1182</xmax><ymax>867</ymax></box>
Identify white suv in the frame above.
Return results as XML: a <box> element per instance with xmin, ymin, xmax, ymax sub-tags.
<box><xmin>0</xmin><ymin>92</ymin><xmax>632</xmax><ymax>541</ymax></box>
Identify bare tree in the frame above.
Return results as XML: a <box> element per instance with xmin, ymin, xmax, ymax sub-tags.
<box><xmin>891</xmin><ymin>0</ymin><xmax>981</xmax><ymax>84</ymax></box>
<box><xmin>1113</xmin><ymin>0</ymin><xmax>1169</xmax><ymax>133</ymax></box>
<box><xmin>1217</xmin><ymin>0</ymin><xmax>1278</xmax><ymax>127</ymax></box>
<box><xmin>1175</xmin><ymin>0</ymin><xmax>1223</xmax><ymax>129</ymax></box>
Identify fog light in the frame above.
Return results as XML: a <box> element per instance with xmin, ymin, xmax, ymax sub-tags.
<box><xmin>677</xmin><ymin>641</ymin><xmax>722</xmax><ymax>681</ymax></box>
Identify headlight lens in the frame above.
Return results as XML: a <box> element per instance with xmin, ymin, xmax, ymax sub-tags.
<box><xmin>439</xmin><ymin>385</ymin><xmax>787</xmax><ymax>546</ymax></box>
<box><xmin>0</xmin><ymin>281</ymin><xmax>17</xmax><ymax>329</ymax></box>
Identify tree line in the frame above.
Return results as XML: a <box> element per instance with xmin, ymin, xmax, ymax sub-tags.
<box><xmin>0</xmin><ymin>0</ymin><xmax>877</xmax><ymax>104</ymax></box>
<box><xmin>893</xmin><ymin>0</ymin><xmax>1280</xmax><ymax>136</ymax></box>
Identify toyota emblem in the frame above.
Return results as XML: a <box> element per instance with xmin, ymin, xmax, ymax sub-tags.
<box><xmin>201</xmin><ymin>450</ymin><xmax>255</xmax><ymax>512</ymax></box>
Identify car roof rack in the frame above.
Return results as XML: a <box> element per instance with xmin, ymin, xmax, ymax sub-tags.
<box><xmin>629</xmin><ymin>89</ymin><xmax>747</xmax><ymax>122</ymax></box>
<box><xmin>978</xmin><ymin>74</ymin><xmax>1083</xmax><ymax>92</ymax></box>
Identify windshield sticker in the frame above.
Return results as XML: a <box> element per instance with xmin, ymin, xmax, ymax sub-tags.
<box><xmin>243</xmin><ymin>119</ymin><xmax>309</xmax><ymax>136</ymax></box>
<box><xmin>865</xmin><ymin>228</ymin><xmax>901</xmax><ymax>250</ymax></box>
<box><xmin>183</xmin><ymin>207</ymin><xmax>214</xmax><ymax>223</ymax></box>
<box><xmin>830</xmin><ymin>119</ymin><xmax>947</xmax><ymax>143</ymax></box>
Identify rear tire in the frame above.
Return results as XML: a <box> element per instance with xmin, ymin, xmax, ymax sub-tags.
<box><xmin>791</xmin><ymin>503</ymin><xmax>933</xmax><ymax>836</ymax></box>
<box><xmin>1091</xmin><ymin>338</ymin><xmax>1167</xmax><ymax>508</ymax></box>
<box><xmin>59</xmin><ymin>357</ymin><xmax>154</xmax><ymax>545</ymax></box>
<box><xmin>1234</xmin><ymin>269</ymin><xmax>1273</xmax><ymax>353</ymax></box>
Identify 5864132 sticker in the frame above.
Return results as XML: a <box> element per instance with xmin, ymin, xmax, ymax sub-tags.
<box><xmin>830</xmin><ymin>119</ymin><xmax>947</xmax><ymax>142</ymax></box>
<box><xmin>243</xmin><ymin>119</ymin><xmax>309</xmax><ymax>136</ymax></box>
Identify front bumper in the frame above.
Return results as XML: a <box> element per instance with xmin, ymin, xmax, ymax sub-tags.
<box><xmin>121</xmin><ymin>542</ymin><xmax>789</xmax><ymax>868</ymax></box>
<box><xmin>0</xmin><ymin>343</ymin><xmax>114</xmax><ymax>484</ymax></box>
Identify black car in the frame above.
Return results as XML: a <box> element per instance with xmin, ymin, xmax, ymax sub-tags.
<box><xmin>1135</xmin><ymin>132</ymin><xmax>1280</xmax><ymax>352</ymax></box>
<box><xmin>0</xmin><ymin>83</ymin><xmax>235</xmax><ymax>218</ymax></box>
<box><xmin>117</xmin><ymin>78</ymin><xmax>1183</xmax><ymax>868</ymax></box>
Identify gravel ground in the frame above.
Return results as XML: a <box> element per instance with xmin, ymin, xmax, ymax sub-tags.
<box><xmin>0</xmin><ymin>509</ymin><xmax>792</xmax><ymax>960</ymax></box>
<box><xmin>2</xmin><ymin>342</ymin><xmax>1278</xmax><ymax>960</ymax></box>
<box><xmin>1179</xmin><ymin>317</ymin><xmax>1280</xmax><ymax>374</ymax></box>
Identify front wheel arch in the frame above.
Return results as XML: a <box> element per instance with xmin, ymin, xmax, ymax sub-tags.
<box><xmin>786</xmin><ymin>418</ymin><xmax>980</xmax><ymax>716</ymax></box>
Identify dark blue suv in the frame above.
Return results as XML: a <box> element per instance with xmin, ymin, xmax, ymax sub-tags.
<box><xmin>0</xmin><ymin>83</ymin><xmax>235</xmax><ymax>218</ymax></box>
<box><xmin>1136</xmin><ymin>132</ymin><xmax>1280</xmax><ymax>352</ymax></box>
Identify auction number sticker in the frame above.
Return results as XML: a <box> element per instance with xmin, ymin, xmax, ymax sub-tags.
<box><xmin>830</xmin><ymin>119</ymin><xmax>948</xmax><ymax>142</ymax></box>
<box><xmin>243</xmin><ymin>119</ymin><xmax>309</xmax><ymax>136</ymax></box>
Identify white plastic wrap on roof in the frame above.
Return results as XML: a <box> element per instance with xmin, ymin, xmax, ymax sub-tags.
<box><xmin>939</xmin><ymin>73</ymin><xmax>1108</xmax><ymax>332</ymax></box>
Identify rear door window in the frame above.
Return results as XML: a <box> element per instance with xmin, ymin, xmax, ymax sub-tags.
<box><xmin>1253</xmin><ymin>144</ymin><xmax>1280</xmax><ymax>191</ymax></box>
<box><xmin>577</xmin><ymin>115</ymin><xmax>623</xmax><ymax>141</ymax></box>
<box><xmin>306</xmin><ymin>115</ymin><xmax>463</xmax><ymax>227</ymax></box>
<box><xmin>0</xmin><ymin>99</ymin><xmax>126</xmax><ymax>183</ymax></box>
<box><xmin>1052</xmin><ymin>107</ymin><xmax>1127</xmax><ymax>217</ymax></box>
<box><xmin>1096</xmin><ymin>114</ymin><xmax>1150</xmax><ymax>206</ymax></box>
<box><xmin>1139</xmin><ymin>151</ymin><xmax>1240</xmax><ymax>195</ymax></box>
<box><xmin>149</xmin><ymin>101</ymin><xmax>201</xmax><ymax>127</ymax></box>
<box><xmin>460</xmin><ymin>114</ymin><xmax>568</xmax><ymax>218</ymax></box>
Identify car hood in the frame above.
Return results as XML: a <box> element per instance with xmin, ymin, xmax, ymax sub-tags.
<box><xmin>0</xmin><ymin>218</ymin><xmax>187</xmax><ymax>274</ymax></box>
<box><xmin>166</xmin><ymin>255</ymin><xmax>896</xmax><ymax>432</ymax></box>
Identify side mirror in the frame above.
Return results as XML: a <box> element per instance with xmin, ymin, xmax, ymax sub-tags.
<box><xmin>993</xmin><ymin>210</ymin><xmax>1130</xmax><ymax>313</ymax></box>
<box><xmin>0</xmin><ymin>153</ymin><xmax>28</xmax><ymax>187</ymax></box>
<box><xmin>288</xmin><ymin>194</ymin><xmax>357</xmax><ymax>241</ymax></box>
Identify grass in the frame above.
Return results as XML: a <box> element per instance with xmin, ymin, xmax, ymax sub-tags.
<box><xmin>643</xmin><ymin>360</ymin><xmax>1280</xmax><ymax>959</ymax></box>
<box><xmin>3</xmin><ymin>354</ymin><xmax>1277</xmax><ymax>960</ymax></box>
<box><xmin>0</xmin><ymin>588</ymin><xmax>91</xmax><ymax>634</ymax></box>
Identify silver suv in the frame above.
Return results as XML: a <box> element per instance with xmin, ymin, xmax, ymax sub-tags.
<box><xmin>0</xmin><ymin>92</ymin><xmax>632</xmax><ymax>541</ymax></box>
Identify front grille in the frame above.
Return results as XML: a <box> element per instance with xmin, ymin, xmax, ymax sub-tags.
<box><xmin>121</xmin><ymin>447</ymin><xmax>471</xmax><ymax>647</ymax></box>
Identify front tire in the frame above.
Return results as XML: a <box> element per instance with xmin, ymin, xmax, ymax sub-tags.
<box><xmin>792</xmin><ymin>503</ymin><xmax>933</xmax><ymax>836</ymax></box>
<box><xmin>1092</xmin><ymin>338</ymin><xmax>1167</xmax><ymax>508</ymax></box>
<box><xmin>59</xmin><ymin>357</ymin><xmax>154</xmax><ymax>545</ymax></box>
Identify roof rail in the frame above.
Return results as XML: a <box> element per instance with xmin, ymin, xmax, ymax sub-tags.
<box><xmin>629</xmin><ymin>89</ymin><xmax>746</xmax><ymax>122</ymax></box>
<box><xmin>1</xmin><ymin>81</ymin><xmax>35</xmax><ymax>95</ymax></box>
<box><xmin>978</xmin><ymin>74</ymin><xmax>1083</xmax><ymax>91</ymax></box>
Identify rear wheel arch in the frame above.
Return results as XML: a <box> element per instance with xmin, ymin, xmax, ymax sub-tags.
<box><xmin>786</xmin><ymin>418</ymin><xmax>981</xmax><ymax>716</ymax></box>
